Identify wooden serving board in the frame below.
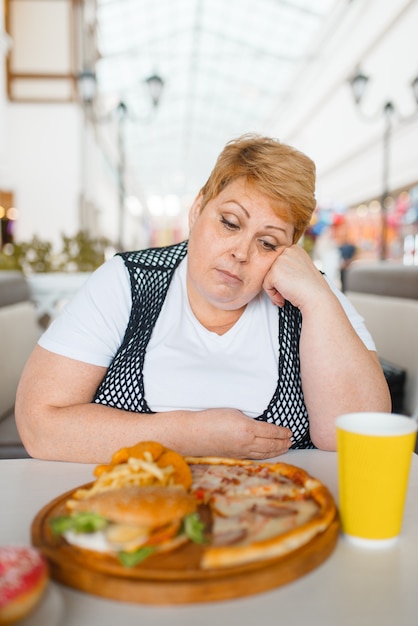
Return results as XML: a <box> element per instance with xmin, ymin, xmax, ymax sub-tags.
<box><xmin>31</xmin><ymin>484</ymin><xmax>339</xmax><ymax>605</ymax></box>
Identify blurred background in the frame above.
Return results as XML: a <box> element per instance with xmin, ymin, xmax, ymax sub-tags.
<box><xmin>1</xmin><ymin>0</ymin><xmax>418</xmax><ymax>267</ymax></box>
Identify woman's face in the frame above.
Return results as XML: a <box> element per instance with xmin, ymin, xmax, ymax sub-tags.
<box><xmin>187</xmin><ymin>177</ymin><xmax>294</xmax><ymax>312</ymax></box>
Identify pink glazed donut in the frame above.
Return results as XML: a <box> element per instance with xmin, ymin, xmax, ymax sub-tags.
<box><xmin>0</xmin><ymin>546</ymin><xmax>48</xmax><ymax>625</ymax></box>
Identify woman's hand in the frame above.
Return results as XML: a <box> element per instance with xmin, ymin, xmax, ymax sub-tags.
<box><xmin>262</xmin><ymin>244</ymin><xmax>329</xmax><ymax>310</ymax></box>
<box><xmin>188</xmin><ymin>409</ymin><xmax>292</xmax><ymax>460</ymax></box>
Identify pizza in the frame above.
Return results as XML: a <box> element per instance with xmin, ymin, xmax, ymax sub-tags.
<box><xmin>47</xmin><ymin>442</ymin><xmax>337</xmax><ymax>571</ymax></box>
<box><xmin>187</xmin><ymin>456</ymin><xmax>336</xmax><ymax>569</ymax></box>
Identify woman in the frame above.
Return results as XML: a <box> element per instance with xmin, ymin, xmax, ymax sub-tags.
<box><xmin>15</xmin><ymin>134</ymin><xmax>391</xmax><ymax>462</ymax></box>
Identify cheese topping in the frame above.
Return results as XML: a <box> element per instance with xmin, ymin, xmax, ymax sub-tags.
<box><xmin>190</xmin><ymin>463</ymin><xmax>304</xmax><ymax>498</ymax></box>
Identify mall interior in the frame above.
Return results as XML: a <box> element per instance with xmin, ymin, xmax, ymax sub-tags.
<box><xmin>0</xmin><ymin>0</ymin><xmax>417</xmax><ymax>456</ymax></box>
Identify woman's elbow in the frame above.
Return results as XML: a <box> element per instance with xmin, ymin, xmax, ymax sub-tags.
<box><xmin>309</xmin><ymin>389</ymin><xmax>393</xmax><ymax>451</ymax></box>
<box><xmin>310</xmin><ymin>429</ymin><xmax>337</xmax><ymax>452</ymax></box>
<box><xmin>14</xmin><ymin>393</ymin><xmax>47</xmax><ymax>460</ymax></box>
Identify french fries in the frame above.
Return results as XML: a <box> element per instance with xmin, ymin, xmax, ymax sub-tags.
<box><xmin>66</xmin><ymin>442</ymin><xmax>192</xmax><ymax>509</ymax></box>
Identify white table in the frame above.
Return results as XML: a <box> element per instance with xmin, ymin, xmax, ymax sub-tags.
<box><xmin>1</xmin><ymin>450</ymin><xmax>418</xmax><ymax>626</ymax></box>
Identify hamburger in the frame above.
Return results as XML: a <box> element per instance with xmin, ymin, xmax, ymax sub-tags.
<box><xmin>50</xmin><ymin>485</ymin><xmax>205</xmax><ymax>567</ymax></box>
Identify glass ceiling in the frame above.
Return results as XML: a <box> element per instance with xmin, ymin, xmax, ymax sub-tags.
<box><xmin>94</xmin><ymin>0</ymin><xmax>338</xmax><ymax>212</ymax></box>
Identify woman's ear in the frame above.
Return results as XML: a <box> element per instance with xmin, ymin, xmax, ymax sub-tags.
<box><xmin>188</xmin><ymin>191</ymin><xmax>204</xmax><ymax>229</ymax></box>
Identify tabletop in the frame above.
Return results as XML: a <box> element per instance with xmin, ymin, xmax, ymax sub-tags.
<box><xmin>1</xmin><ymin>449</ymin><xmax>418</xmax><ymax>626</ymax></box>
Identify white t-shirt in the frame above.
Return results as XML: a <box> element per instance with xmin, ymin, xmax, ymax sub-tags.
<box><xmin>39</xmin><ymin>256</ymin><xmax>375</xmax><ymax>417</ymax></box>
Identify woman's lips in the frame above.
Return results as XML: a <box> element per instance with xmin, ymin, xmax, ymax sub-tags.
<box><xmin>216</xmin><ymin>268</ymin><xmax>242</xmax><ymax>284</ymax></box>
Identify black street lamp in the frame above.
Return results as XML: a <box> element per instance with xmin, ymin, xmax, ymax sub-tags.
<box><xmin>145</xmin><ymin>74</ymin><xmax>165</xmax><ymax>108</ymax></box>
<box><xmin>77</xmin><ymin>69</ymin><xmax>97</xmax><ymax>105</ymax></box>
<box><xmin>76</xmin><ymin>70</ymin><xmax>164</xmax><ymax>250</ymax></box>
<box><xmin>349</xmin><ymin>69</ymin><xmax>418</xmax><ymax>260</ymax></box>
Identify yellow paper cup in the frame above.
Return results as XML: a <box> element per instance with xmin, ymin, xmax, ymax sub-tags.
<box><xmin>336</xmin><ymin>412</ymin><xmax>417</xmax><ymax>547</ymax></box>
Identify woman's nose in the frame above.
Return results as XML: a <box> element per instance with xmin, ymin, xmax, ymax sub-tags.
<box><xmin>231</xmin><ymin>239</ymin><xmax>250</xmax><ymax>262</ymax></box>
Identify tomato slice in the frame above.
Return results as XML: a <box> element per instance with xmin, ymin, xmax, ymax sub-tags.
<box><xmin>145</xmin><ymin>520</ymin><xmax>182</xmax><ymax>546</ymax></box>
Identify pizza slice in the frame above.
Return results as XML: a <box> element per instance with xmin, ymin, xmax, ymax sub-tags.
<box><xmin>186</xmin><ymin>456</ymin><xmax>337</xmax><ymax>569</ymax></box>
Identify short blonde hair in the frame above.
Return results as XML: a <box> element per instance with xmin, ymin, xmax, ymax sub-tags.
<box><xmin>200</xmin><ymin>134</ymin><xmax>316</xmax><ymax>242</ymax></box>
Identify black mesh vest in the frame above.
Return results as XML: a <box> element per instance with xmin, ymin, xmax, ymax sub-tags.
<box><xmin>93</xmin><ymin>240</ymin><xmax>313</xmax><ymax>449</ymax></box>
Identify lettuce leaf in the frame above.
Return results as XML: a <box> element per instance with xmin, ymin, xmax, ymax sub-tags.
<box><xmin>118</xmin><ymin>546</ymin><xmax>156</xmax><ymax>567</ymax></box>
<box><xmin>49</xmin><ymin>511</ymin><xmax>108</xmax><ymax>535</ymax></box>
<box><xmin>183</xmin><ymin>512</ymin><xmax>206</xmax><ymax>544</ymax></box>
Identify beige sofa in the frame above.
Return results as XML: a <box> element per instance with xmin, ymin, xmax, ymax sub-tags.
<box><xmin>0</xmin><ymin>272</ymin><xmax>41</xmax><ymax>456</ymax></box>
<box><xmin>345</xmin><ymin>262</ymin><xmax>418</xmax><ymax>418</ymax></box>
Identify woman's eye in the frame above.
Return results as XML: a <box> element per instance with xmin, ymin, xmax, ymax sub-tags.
<box><xmin>220</xmin><ymin>215</ymin><xmax>239</xmax><ymax>230</ymax></box>
<box><xmin>259</xmin><ymin>239</ymin><xmax>278</xmax><ymax>251</ymax></box>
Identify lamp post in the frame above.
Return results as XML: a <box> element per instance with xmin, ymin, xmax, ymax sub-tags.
<box><xmin>349</xmin><ymin>70</ymin><xmax>418</xmax><ymax>260</ymax></box>
<box><xmin>76</xmin><ymin>69</ymin><xmax>97</xmax><ymax>234</ymax></box>
<box><xmin>380</xmin><ymin>101</ymin><xmax>395</xmax><ymax>261</ymax></box>
<box><xmin>349</xmin><ymin>71</ymin><xmax>396</xmax><ymax>260</ymax></box>
<box><xmin>77</xmin><ymin>70</ymin><xmax>164</xmax><ymax>251</ymax></box>
<box><xmin>350</xmin><ymin>71</ymin><xmax>418</xmax><ymax>260</ymax></box>
<box><xmin>116</xmin><ymin>101</ymin><xmax>127</xmax><ymax>252</ymax></box>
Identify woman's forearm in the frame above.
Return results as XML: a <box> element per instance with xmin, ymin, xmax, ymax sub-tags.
<box><xmin>16</xmin><ymin>401</ymin><xmax>195</xmax><ymax>463</ymax></box>
<box><xmin>16</xmin><ymin>400</ymin><xmax>293</xmax><ymax>463</ymax></box>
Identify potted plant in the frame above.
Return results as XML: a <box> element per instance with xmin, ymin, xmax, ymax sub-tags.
<box><xmin>0</xmin><ymin>231</ymin><xmax>111</xmax><ymax>327</ymax></box>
